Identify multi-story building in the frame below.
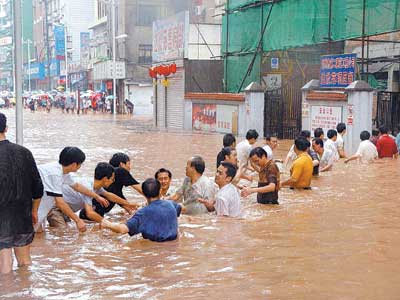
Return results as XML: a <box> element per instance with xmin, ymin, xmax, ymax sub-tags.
<box><xmin>0</xmin><ymin>0</ymin><xmax>33</xmax><ymax>91</ymax></box>
<box><xmin>89</xmin><ymin>0</ymin><xmax>184</xmax><ymax>114</ymax></box>
<box><xmin>32</xmin><ymin>0</ymin><xmax>94</xmax><ymax>91</ymax></box>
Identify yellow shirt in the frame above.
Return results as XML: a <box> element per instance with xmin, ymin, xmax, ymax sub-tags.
<box><xmin>290</xmin><ymin>152</ymin><xmax>313</xmax><ymax>188</ymax></box>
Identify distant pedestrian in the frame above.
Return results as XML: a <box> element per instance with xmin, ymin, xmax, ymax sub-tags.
<box><xmin>376</xmin><ymin>126</ymin><xmax>398</xmax><ymax>159</ymax></box>
<box><xmin>0</xmin><ymin>113</ymin><xmax>43</xmax><ymax>274</ymax></box>
<box><xmin>370</xmin><ymin>129</ymin><xmax>379</xmax><ymax>146</ymax></box>
<box><xmin>262</xmin><ymin>133</ymin><xmax>278</xmax><ymax>161</ymax></box>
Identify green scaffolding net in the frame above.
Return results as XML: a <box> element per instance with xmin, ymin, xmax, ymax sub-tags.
<box><xmin>224</xmin><ymin>0</ymin><xmax>400</xmax><ymax>92</ymax></box>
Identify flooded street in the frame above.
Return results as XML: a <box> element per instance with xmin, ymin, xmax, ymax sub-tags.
<box><xmin>1</xmin><ymin>109</ymin><xmax>400</xmax><ymax>299</ymax></box>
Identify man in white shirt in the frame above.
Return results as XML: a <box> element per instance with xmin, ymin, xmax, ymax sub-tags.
<box><xmin>312</xmin><ymin>138</ymin><xmax>335</xmax><ymax>172</ymax></box>
<box><xmin>325</xmin><ymin>129</ymin><xmax>340</xmax><ymax>161</ymax></box>
<box><xmin>53</xmin><ymin>163</ymin><xmax>137</xmax><ymax>227</ymax></box>
<box><xmin>336</xmin><ymin>123</ymin><xmax>347</xmax><ymax>158</ymax></box>
<box><xmin>345</xmin><ymin>131</ymin><xmax>378</xmax><ymax>164</ymax></box>
<box><xmin>263</xmin><ymin>134</ymin><xmax>278</xmax><ymax>160</ymax></box>
<box><xmin>37</xmin><ymin>147</ymin><xmax>109</xmax><ymax>232</ymax></box>
<box><xmin>199</xmin><ymin>162</ymin><xmax>241</xmax><ymax>217</ymax></box>
<box><xmin>170</xmin><ymin>156</ymin><xmax>217</xmax><ymax>215</ymax></box>
<box><xmin>236</xmin><ymin>129</ymin><xmax>259</xmax><ymax>168</ymax></box>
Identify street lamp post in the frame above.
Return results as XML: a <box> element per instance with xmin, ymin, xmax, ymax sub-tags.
<box><xmin>13</xmin><ymin>0</ymin><xmax>23</xmax><ymax>144</ymax></box>
<box><xmin>112</xmin><ymin>0</ymin><xmax>116</xmax><ymax>115</ymax></box>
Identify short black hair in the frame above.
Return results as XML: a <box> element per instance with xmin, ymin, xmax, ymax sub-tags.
<box><xmin>191</xmin><ymin>156</ymin><xmax>205</xmax><ymax>174</ymax></box>
<box><xmin>379</xmin><ymin>125</ymin><xmax>388</xmax><ymax>134</ymax></box>
<box><xmin>300</xmin><ymin>130</ymin><xmax>311</xmax><ymax>139</ymax></box>
<box><xmin>249</xmin><ymin>147</ymin><xmax>268</xmax><ymax>159</ymax></box>
<box><xmin>313</xmin><ymin>138</ymin><xmax>324</xmax><ymax>148</ymax></box>
<box><xmin>265</xmin><ymin>133</ymin><xmax>277</xmax><ymax>141</ymax></box>
<box><xmin>360</xmin><ymin>130</ymin><xmax>371</xmax><ymax>141</ymax></box>
<box><xmin>109</xmin><ymin>152</ymin><xmax>130</xmax><ymax>168</ymax></box>
<box><xmin>94</xmin><ymin>162</ymin><xmax>115</xmax><ymax>180</ymax></box>
<box><xmin>220</xmin><ymin>162</ymin><xmax>237</xmax><ymax>181</ymax></box>
<box><xmin>246</xmin><ymin>129</ymin><xmax>259</xmax><ymax>140</ymax></box>
<box><xmin>0</xmin><ymin>113</ymin><xmax>6</xmax><ymax>133</ymax></box>
<box><xmin>59</xmin><ymin>147</ymin><xmax>86</xmax><ymax>166</ymax></box>
<box><xmin>142</xmin><ymin>178</ymin><xmax>161</xmax><ymax>198</ymax></box>
<box><xmin>295</xmin><ymin>138</ymin><xmax>310</xmax><ymax>152</ymax></box>
<box><xmin>371</xmin><ymin>129</ymin><xmax>379</xmax><ymax>136</ymax></box>
<box><xmin>314</xmin><ymin>128</ymin><xmax>324</xmax><ymax>138</ymax></box>
<box><xmin>216</xmin><ymin>147</ymin><xmax>234</xmax><ymax>168</ymax></box>
<box><xmin>337</xmin><ymin>123</ymin><xmax>346</xmax><ymax>133</ymax></box>
<box><xmin>155</xmin><ymin>168</ymin><xmax>172</xmax><ymax>179</ymax></box>
<box><xmin>223</xmin><ymin>133</ymin><xmax>236</xmax><ymax>147</ymax></box>
<box><xmin>327</xmin><ymin>129</ymin><xmax>338</xmax><ymax>139</ymax></box>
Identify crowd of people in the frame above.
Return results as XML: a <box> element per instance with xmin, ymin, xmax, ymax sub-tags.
<box><xmin>0</xmin><ymin>110</ymin><xmax>399</xmax><ymax>274</ymax></box>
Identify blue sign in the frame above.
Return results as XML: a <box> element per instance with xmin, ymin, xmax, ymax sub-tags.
<box><xmin>54</xmin><ymin>25</ymin><xmax>65</xmax><ymax>60</ymax></box>
<box><xmin>25</xmin><ymin>63</ymin><xmax>45</xmax><ymax>80</ymax></box>
<box><xmin>320</xmin><ymin>53</ymin><xmax>356</xmax><ymax>88</ymax></box>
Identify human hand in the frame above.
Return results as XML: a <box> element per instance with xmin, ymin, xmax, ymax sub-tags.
<box><xmin>100</xmin><ymin>218</ymin><xmax>111</xmax><ymax>229</ymax></box>
<box><xmin>241</xmin><ymin>187</ymin><xmax>252</xmax><ymax>197</ymax></box>
<box><xmin>76</xmin><ymin>219</ymin><xmax>87</xmax><ymax>232</ymax></box>
<box><xmin>96</xmin><ymin>195</ymin><xmax>109</xmax><ymax>207</ymax></box>
<box><xmin>32</xmin><ymin>209</ymin><xmax>38</xmax><ymax>225</ymax></box>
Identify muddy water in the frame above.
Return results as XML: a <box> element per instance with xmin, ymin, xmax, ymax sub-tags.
<box><xmin>1</xmin><ymin>109</ymin><xmax>400</xmax><ymax>299</ymax></box>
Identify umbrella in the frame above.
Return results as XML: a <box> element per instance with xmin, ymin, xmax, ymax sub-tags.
<box><xmin>57</xmin><ymin>86</ymin><xmax>65</xmax><ymax>90</ymax></box>
<box><xmin>106</xmin><ymin>95</ymin><xmax>115</xmax><ymax>100</ymax></box>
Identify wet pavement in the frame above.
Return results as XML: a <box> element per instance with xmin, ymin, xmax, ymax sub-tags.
<box><xmin>1</xmin><ymin>108</ymin><xmax>400</xmax><ymax>299</ymax></box>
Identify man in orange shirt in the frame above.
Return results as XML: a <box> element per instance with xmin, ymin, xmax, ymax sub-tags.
<box><xmin>281</xmin><ymin>138</ymin><xmax>313</xmax><ymax>189</ymax></box>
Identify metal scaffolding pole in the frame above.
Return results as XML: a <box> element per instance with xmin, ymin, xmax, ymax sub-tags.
<box><xmin>14</xmin><ymin>0</ymin><xmax>23</xmax><ymax>145</ymax></box>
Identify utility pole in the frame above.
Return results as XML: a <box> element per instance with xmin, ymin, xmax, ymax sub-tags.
<box><xmin>112</xmin><ymin>0</ymin><xmax>117</xmax><ymax>115</ymax></box>
<box><xmin>14</xmin><ymin>0</ymin><xmax>23</xmax><ymax>144</ymax></box>
<box><xmin>44</xmin><ymin>0</ymin><xmax>52</xmax><ymax>91</ymax></box>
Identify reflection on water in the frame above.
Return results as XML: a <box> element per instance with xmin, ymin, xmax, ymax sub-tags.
<box><xmin>1</xmin><ymin>109</ymin><xmax>400</xmax><ymax>299</ymax></box>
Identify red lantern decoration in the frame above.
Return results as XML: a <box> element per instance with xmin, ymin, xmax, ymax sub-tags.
<box><xmin>154</xmin><ymin>65</ymin><xmax>161</xmax><ymax>75</ymax></box>
<box><xmin>163</xmin><ymin>65</ymin><xmax>171</xmax><ymax>77</ymax></box>
<box><xmin>169</xmin><ymin>63</ymin><xmax>177</xmax><ymax>74</ymax></box>
<box><xmin>148</xmin><ymin>67</ymin><xmax>156</xmax><ymax>78</ymax></box>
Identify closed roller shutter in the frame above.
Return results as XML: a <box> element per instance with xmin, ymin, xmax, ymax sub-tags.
<box><xmin>166</xmin><ymin>68</ymin><xmax>185</xmax><ymax>129</ymax></box>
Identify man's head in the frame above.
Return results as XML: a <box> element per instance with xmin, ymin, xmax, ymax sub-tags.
<box><xmin>337</xmin><ymin>123</ymin><xmax>346</xmax><ymax>136</ymax></box>
<box><xmin>265</xmin><ymin>134</ymin><xmax>278</xmax><ymax>150</ymax></box>
<box><xmin>95</xmin><ymin>162</ymin><xmax>115</xmax><ymax>188</ymax></box>
<box><xmin>109</xmin><ymin>152</ymin><xmax>131</xmax><ymax>171</ymax></box>
<box><xmin>360</xmin><ymin>130</ymin><xmax>371</xmax><ymax>141</ymax></box>
<box><xmin>0</xmin><ymin>113</ymin><xmax>7</xmax><ymax>135</ymax></box>
<box><xmin>327</xmin><ymin>129</ymin><xmax>338</xmax><ymax>141</ymax></box>
<box><xmin>314</xmin><ymin>128</ymin><xmax>324</xmax><ymax>139</ymax></box>
<box><xmin>372</xmin><ymin>129</ymin><xmax>379</xmax><ymax>137</ymax></box>
<box><xmin>142</xmin><ymin>178</ymin><xmax>161</xmax><ymax>202</ymax></box>
<box><xmin>246</xmin><ymin>129</ymin><xmax>259</xmax><ymax>145</ymax></box>
<box><xmin>155</xmin><ymin>168</ymin><xmax>172</xmax><ymax>192</ymax></box>
<box><xmin>379</xmin><ymin>125</ymin><xmax>388</xmax><ymax>135</ymax></box>
<box><xmin>300</xmin><ymin>130</ymin><xmax>311</xmax><ymax>141</ymax></box>
<box><xmin>216</xmin><ymin>147</ymin><xmax>237</xmax><ymax>167</ymax></box>
<box><xmin>215</xmin><ymin>162</ymin><xmax>237</xmax><ymax>188</ymax></box>
<box><xmin>312</xmin><ymin>138</ymin><xmax>324</xmax><ymax>153</ymax></box>
<box><xmin>186</xmin><ymin>156</ymin><xmax>205</xmax><ymax>177</ymax></box>
<box><xmin>249</xmin><ymin>147</ymin><xmax>269</xmax><ymax>169</ymax></box>
<box><xmin>294</xmin><ymin>138</ymin><xmax>310</xmax><ymax>154</ymax></box>
<box><xmin>223</xmin><ymin>133</ymin><xmax>236</xmax><ymax>148</ymax></box>
<box><xmin>59</xmin><ymin>147</ymin><xmax>86</xmax><ymax>171</ymax></box>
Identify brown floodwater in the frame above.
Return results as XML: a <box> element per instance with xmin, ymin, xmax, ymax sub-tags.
<box><xmin>1</xmin><ymin>109</ymin><xmax>400</xmax><ymax>299</ymax></box>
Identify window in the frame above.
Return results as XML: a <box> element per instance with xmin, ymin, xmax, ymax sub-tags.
<box><xmin>97</xmin><ymin>0</ymin><xmax>107</xmax><ymax>20</ymax></box>
<box><xmin>137</xmin><ymin>5</ymin><xmax>159</xmax><ymax>26</ymax></box>
<box><xmin>138</xmin><ymin>44</ymin><xmax>152</xmax><ymax>64</ymax></box>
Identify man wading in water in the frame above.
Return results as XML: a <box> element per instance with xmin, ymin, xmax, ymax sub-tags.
<box><xmin>0</xmin><ymin>113</ymin><xmax>43</xmax><ymax>274</ymax></box>
<box><xmin>101</xmin><ymin>178</ymin><xmax>184</xmax><ymax>242</ymax></box>
<box><xmin>241</xmin><ymin>147</ymin><xmax>280</xmax><ymax>205</ymax></box>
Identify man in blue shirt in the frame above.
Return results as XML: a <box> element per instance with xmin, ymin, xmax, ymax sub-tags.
<box><xmin>101</xmin><ymin>178</ymin><xmax>183</xmax><ymax>242</ymax></box>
